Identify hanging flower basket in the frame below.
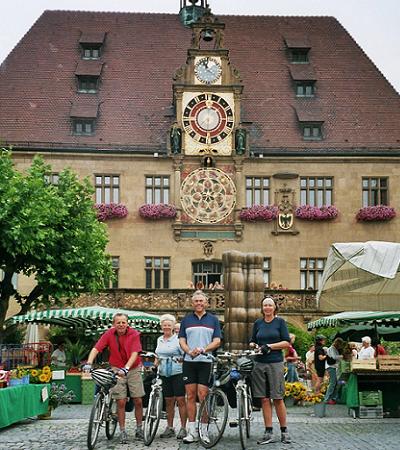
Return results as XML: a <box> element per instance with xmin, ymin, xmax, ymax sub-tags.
<box><xmin>295</xmin><ymin>205</ymin><xmax>339</xmax><ymax>221</ymax></box>
<box><xmin>356</xmin><ymin>205</ymin><xmax>396</xmax><ymax>222</ymax></box>
<box><xmin>138</xmin><ymin>203</ymin><xmax>177</xmax><ymax>220</ymax></box>
<box><xmin>95</xmin><ymin>203</ymin><xmax>128</xmax><ymax>222</ymax></box>
<box><xmin>239</xmin><ymin>205</ymin><xmax>279</xmax><ymax>222</ymax></box>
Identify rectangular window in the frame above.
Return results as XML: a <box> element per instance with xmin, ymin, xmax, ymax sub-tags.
<box><xmin>300</xmin><ymin>258</ymin><xmax>326</xmax><ymax>290</ymax></box>
<box><xmin>362</xmin><ymin>177</ymin><xmax>388</xmax><ymax>207</ymax></box>
<box><xmin>295</xmin><ymin>82</ymin><xmax>315</xmax><ymax>97</ymax></box>
<box><xmin>302</xmin><ymin>123</ymin><xmax>323</xmax><ymax>140</ymax></box>
<box><xmin>77</xmin><ymin>76</ymin><xmax>99</xmax><ymax>93</ymax></box>
<box><xmin>263</xmin><ymin>258</ymin><xmax>271</xmax><ymax>287</ymax></box>
<box><xmin>145</xmin><ymin>257</ymin><xmax>170</xmax><ymax>289</ymax></box>
<box><xmin>290</xmin><ymin>49</ymin><xmax>309</xmax><ymax>63</ymax></box>
<box><xmin>245</xmin><ymin>177</ymin><xmax>270</xmax><ymax>207</ymax></box>
<box><xmin>81</xmin><ymin>45</ymin><xmax>101</xmax><ymax>60</ymax></box>
<box><xmin>300</xmin><ymin>177</ymin><xmax>333</xmax><ymax>207</ymax></box>
<box><xmin>145</xmin><ymin>176</ymin><xmax>170</xmax><ymax>204</ymax></box>
<box><xmin>44</xmin><ymin>173</ymin><xmax>59</xmax><ymax>185</ymax></box>
<box><xmin>95</xmin><ymin>175</ymin><xmax>120</xmax><ymax>204</ymax></box>
<box><xmin>73</xmin><ymin>119</ymin><xmax>95</xmax><ymax>136</ymax></box>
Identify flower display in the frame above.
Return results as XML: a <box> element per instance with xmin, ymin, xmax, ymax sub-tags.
<box><xmin>48</xmin><ymin>382</ymin><xmax>75</xmax><ymax>409</ymax></box>
<box><xmin>302</xmin><ymin>391</ymin><xmax>325</xmax><ymax>404</ymax></box>
<box><xmin>239</xmin><ymin>205</ymin><xmax>279</xmax><ymax>222</ymax></box>
<box><xmin>138</xmin><ymin>203</ymin><xmax>177</xmax><ymax>220</ymax></box>
<box><xmin>295</xmin><ymin>205</ymin><xmax>339</xmax><ymax>221</ymax></box>
<box><xmin>95</xmin><ymin>203</ymin><xmax>128</xmax><ymax>221</ymax></box>
<box><xmin>28</xmin><ymin>366</ymin><xmax>52</xmax><ymax>384</ymax></box>
<box><xmin>284</xmin><ymin>382</ymin><xmax>307</xmax><ymax>401</ymax></box>
<box><xmin>356</xmin><ymin>205</ymin><xmax>396</xmax><ymax>222</ymax></box>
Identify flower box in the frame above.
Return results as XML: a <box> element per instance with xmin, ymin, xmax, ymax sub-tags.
<box><xmin>239</xmin><ymin>205</ymin><xmax>278</xmax><ymax>222</ymax></box>
<box><xmin>356</xmin><ymin>205</ymin><xmax>396</xmax><ymax>222</ymax></box>
<box><xmin>138</xmin><ymin>203</ymin><xmax>177</xmax><ymax>220</ymax></box>
<box><xmin>295</xmin><ymin>205</ymin><xmax>339</xmax><ymax>221</ymax></box>
<box><xmin>95</xmin><ymin>203</ymin><xmax>128</xmax><ymax>221</ymax></box>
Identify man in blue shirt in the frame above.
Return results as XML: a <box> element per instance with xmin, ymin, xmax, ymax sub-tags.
<box><xmin>178</xmin><ymin>290</ymin><xmax>221</xmax><ymax>443</ymax></box>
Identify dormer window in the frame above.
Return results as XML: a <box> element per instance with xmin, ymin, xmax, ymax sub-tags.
<box><xmin>290</xmin><ymin>48</ymin><xmax>309</xmax><ymax>63</ymax></box>
<box><xmin>78</xmin><ymin>75</ymin><xmax>99</xmax><ymax>93</ymax></box>
<box><xmin>82</xmin><ymin>45</ymin><xmax>101</xmax><ymax>60</ymax></box>
<box><xmin>301</xmin><ymin>123</ymin><xmax>323</xmax><ymax>140</ymax></box>
<box><xmin>79</xmin><ymin>32</ymin><xmax>106</xmax><ymax>60</ymax></box>
<box><xmin>296</xmin><ymin>81</ymin><xmax>315</xmax><ymax>97</ymax></box>
<box><xmin>73</xmin><ymin>119</ymin><xmax>95</xmax><ymax>135</ymax></box>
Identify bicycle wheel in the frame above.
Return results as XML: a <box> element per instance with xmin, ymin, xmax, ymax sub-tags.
<box><xmin>105</xmin><ymin>396</ymin><xmax>118</xmax><ymax>440</ymax></box>
<box><xmin>198</xmin><ymin>389</ymin><xmax>228</xmax><ymax>449</ymax></box>
<box><xmin>143</xmin><ymin>388</ymin><xmax>163</xmax><ymax>446</ymax></box>
<box><xmin>87</xmin><ymin>393</ymin><xmax>105</xmax><ymax>450</ymax></box>
<box><xmin>237</xmin><ymin>389</ymin><xmax>250</xmax><ymax>449</ymax></box>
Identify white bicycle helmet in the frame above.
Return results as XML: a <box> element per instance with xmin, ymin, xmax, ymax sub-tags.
<box><xmin>237</xmin><ymin>357</ymin><xmax>254</xmax><ymax>374</ymax></box>
<box><xmin>91</xmin><ymin>368</ymin><xmax>116</xmax><ymax>388</ymax></box>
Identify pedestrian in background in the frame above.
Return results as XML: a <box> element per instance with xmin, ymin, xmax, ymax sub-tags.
<box><xmin>324</xmin><ymin>337</ymin><xmax>344</xmax><ymax>405</ymax></box>
<box><xmin>285</xmin><ymin>333</ymin><xmax>299</xmax><ymax>382</ymax></box>
<box><xmin>314</xmin><ymin>335</ymin><xmax>327</xmax><ymax>394</ymax></box>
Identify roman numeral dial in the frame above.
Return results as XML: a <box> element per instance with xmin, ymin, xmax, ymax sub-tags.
<box><xmin>182</xmin><ymin>93</ymin><xmax>234</xmax><ymax>144</ymax></box>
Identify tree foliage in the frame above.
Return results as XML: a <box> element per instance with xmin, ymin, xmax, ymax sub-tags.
<box><xmin>0</xmin><ymin>149</ymin><xmax>113</xmax><ymax>336</ymax></box>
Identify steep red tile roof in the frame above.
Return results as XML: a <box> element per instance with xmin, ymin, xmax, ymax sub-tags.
<box><xmin>75</xmin><ymin>60</ymin><xmax>103</xmax><ymax>76</ymax></box>
<box><xmin>70</xmin><ymin>99</ymin><xmax>99</xmax><ymax>118</ymax></box>
<box><xmin>289</xmin><ymin>65</ymin><xmax>316</xmax><ymax>81</ymax></box>
<box><xmin>79</xmin><ymin>32</ymin><xmax>106</xmax><ymax>44</ymax></box>
<box><xmin>0</xmin><ymin>10</ymin><xmax>399</xmax><ymax>152</ymax></box>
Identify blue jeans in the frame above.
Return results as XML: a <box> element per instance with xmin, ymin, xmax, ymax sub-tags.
<box><xmin>286</xmin><ymin>362</ymin><xmax>299</xmax><ymax>382</ymax></box>
<box><xmin>324</xmin><ymin>367</ymin><xmax>338</xmax><ymax>401</ymax></box>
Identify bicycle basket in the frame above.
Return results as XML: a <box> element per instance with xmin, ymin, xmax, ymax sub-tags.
<box><xmin>237</xmin><ymin>357</ymin><xmax>254</xmax><ymax>374</ymax></box>
<box><xmin>91</xmin><ymin>368</ymin><xmax>117</xmax><ymax>388</ymax></box>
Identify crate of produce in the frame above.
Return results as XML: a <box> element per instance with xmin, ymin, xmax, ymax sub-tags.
<box><xmin>377</xmin><ymin>355</ymin><xmax>400</xmax><ymax>371</ymax></box>
<box><xmin>359</xmin><ymin>390</ymin><xmax>382</xmax><ymax>406</ymax></box>
<box><xmin>359</xmin><ymin>405</ymin><xmax>383</xmax><ymax>419</ymax></box>
<box><xmin>351</xmin><ymin>358</ymin><xmax>376</xmax><ymax>371</ymax></box>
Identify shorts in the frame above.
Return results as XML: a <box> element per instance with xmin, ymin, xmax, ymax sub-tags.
<box><xmin>252</xmin><ymin>361</ymin><xmax>285</xmax><ymax>400</ymax></box>
<box><xmin>111</xmin><ymin>366</ymin><xmax>145</xmax><ymax>399</ymax></box>
<box><xmin>182</xmin><ymin>361</ymin><xmax>212</xmax><ymax>387</ymax></box>
<box><xmin>161</xmin><ymin>373</ymin><xmax>186</xmax><ymax>398</ymax></box>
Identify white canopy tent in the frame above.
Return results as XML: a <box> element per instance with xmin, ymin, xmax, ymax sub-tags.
<box><xmin>317</xmin><ymin>241</ymin><xmax>400</xmax><ymax>311</ymax></box>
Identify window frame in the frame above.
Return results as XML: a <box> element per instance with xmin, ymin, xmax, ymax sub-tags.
<box><xmin>245</xmin><ymin>176</ymin><xmax>271</xmax><ymax>207</ymax></box>
<box><xmin>145</xmin><ymin>256</ymin><xmax>170</xmax><ymax>289</ymax></box>
<box><xmin>263</xmin><ymin>257</ymin><xmax>271</xmax><ymax>287</ymax></box>
<box><xmin>192</xmin><ymin>260</ymin><xmax>223</xmax><ymax>288</ymax></box>
<box><xmin>72</xmin><ymin>119</ymin><xmax>95</xmax><ymax>136</ymax></box>
<box><xmin>301</xmin><ymin>122</ymin><xmax>323</xmax><ymax>140</ymax></box>
<box><xmin>95</xmin><ymin>174</ymin><xmax>120</xmax><ymax>204</ymax></box>
<box><xmin>145</xmin><ymin>175</ymin><xmax>170</xmax><ymax>204</ymax></box>
<box><xmin>290</xmin><ymin>48</ymin><xmax>310</xmax><ymax>64</ymax></box>
<box><xmin>81</xmin><ymin>44</ymin><xmax>102</xmax><ymax>60</ymax></box>
<box><xmin>362</xmin><ymin>177</ymin><xmax>389</xmax><ymax>207</ymax></box>
<box><xmin>295</xmin><ymin>81</ymin><xmax>315</xmax><ymax>97</ymax></box>
<box><xmin>77</xmin><ymin>75</ymin><xmax>99</xmax><ymax>93</ymax></box>
<box><xmin>300</xmin><ymin>177</ymin><xmax>333</xmax><ymax>207</ymax></box>
<box><xmin>44</xmin><ymin>173</ymin><xmax>59</xmax><ymax>185</ymax></box>
<box><xmin>300</xmin><ymin>257</ymin><xmax>326</xmax><ymax>290</ymax></box>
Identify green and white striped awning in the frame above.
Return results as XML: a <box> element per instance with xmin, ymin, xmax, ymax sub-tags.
<box><xmin>307</xmin><ymin>311</ymin><xmax>400</xmax><ymax>330</ymax></box>
<box><xmin>12</xmin><ymin>306</ymin><xmax>160</xmax><ymax>334</ymax></box>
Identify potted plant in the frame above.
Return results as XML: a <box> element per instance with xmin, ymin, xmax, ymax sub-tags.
<box><xmin>239</xmin><ymin>205</ymin><xmax>279</xmax><ymax>222</ymax></box>
<box><xmin>356</xmin><ymin>205</ymin><xmax>396</xmax><ymax>222</ymax></box>
<box><xmin>65</xmin><ymin>339</ymin><xmax>87</xmax><ymax>371</ymax></box>
<box><xmin>295</xmin><ymin>205</ymin><xmax>339</xmax><ymax>221</ymax></box>
<box><xmin>38</xmin><ymin>382</ymin><xmax>75</xmax><ymax>419</ymax></box>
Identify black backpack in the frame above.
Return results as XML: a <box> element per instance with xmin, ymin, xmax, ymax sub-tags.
<box><xmin>326</xmin><ymin>354</ymin><xmax>336</xmax><ymax>365</ymax></box>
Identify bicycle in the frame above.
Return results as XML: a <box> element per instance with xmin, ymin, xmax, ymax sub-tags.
<box><xmin>142</xmin><ymin>352</ymin><xmax>182</xmax><ymax>446</ymax></box>
<box><xmin>197</xmin><ymin>354</ymin><xmax>231</xmax><ymax>448</ymax></box>
<box><xmin>87</xmin><ymin>368</ymin><xmax>118</xmax><ymax>450</ymax></box>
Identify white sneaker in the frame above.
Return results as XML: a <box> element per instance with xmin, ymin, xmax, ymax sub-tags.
<box><xmin>200</xmin><ymin>430</ymin><xmax>210</xmax><ymax>444</ymax></box>
<box><xmin>183</xmin><ymin>431</ymin><xmax>199</xmax><ymax>444</ymax></box>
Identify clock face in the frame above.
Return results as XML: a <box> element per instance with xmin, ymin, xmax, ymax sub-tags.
<box><xmin>182</xmin><ymin>93</ymin><xmax>234</xmax><ymax>145</ymax></box>
<box><xmin>194</xmin><ymin>57</ymin><xmax>222</xmax><ymax>84</ymax></box>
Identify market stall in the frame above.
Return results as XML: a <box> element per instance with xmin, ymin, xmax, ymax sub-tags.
<box><xmin>308</xmin><ymin>311</ymin><xmax>400</xmax><ymax>418</ymax></box>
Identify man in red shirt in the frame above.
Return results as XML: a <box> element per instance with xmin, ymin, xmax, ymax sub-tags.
<box><xmin>85</xmin><ymin>313</ymin><xmax>144</xmax><ymax>444</ymax></box>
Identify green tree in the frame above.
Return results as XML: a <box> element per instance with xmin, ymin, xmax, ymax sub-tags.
<box><xmin>0</xmin><ymin>149</ymin><xmax>113</xmax><ymax>340</ymax></box>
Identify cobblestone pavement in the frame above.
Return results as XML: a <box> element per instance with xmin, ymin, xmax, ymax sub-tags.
<box><xmin>1</xmin><ymin>404</ymin><xmax>400</xmax><ymax>450</ymax></box>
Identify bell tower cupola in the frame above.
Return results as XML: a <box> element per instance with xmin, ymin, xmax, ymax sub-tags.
<box><xmin>179</xmin><ymin>0</ymin><xmax>208</xmax><ymax>27</ymax></box>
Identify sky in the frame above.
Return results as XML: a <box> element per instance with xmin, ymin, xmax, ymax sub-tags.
<box><xmin>0</xmin><ymin>0</ymin><xmax>399</xmax><ymax>93</ymax></box>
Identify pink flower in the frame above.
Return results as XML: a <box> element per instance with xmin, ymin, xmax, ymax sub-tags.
<box><xmin>95</xmin><ymin>203</ymin><xmax>128</xmax><ymax>222</ymax></box>
<box><xmin>356</xmin><ymin>205</ymin><xmax>396</xmax><ymax>222</ymax></box>
<box><xmin>138</xmin><ymin>204</ymin><xmax>177</xmax><ymax>220</ymax></box>
<box><xmin>295</xmin><ymin>205</ymin><xmax>339</xmax><ymax>221</ymax></box>
<box><xmin>239</xmin><ymin>205</ymin><xmax>279</xmax><ymax>222</ymax></box>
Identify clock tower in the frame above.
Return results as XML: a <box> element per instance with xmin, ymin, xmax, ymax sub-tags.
<box><xmin>172</xmin><ymin>7</ymin><xmax>244</xmax><ymax>157</ymax></box>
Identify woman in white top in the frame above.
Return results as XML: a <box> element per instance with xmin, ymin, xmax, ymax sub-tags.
<box><xmin>358</xmin><ymin>336</ymin><xmax>375</xmax><ymax>360</ymax></box>
<box><xmin>155</xmin><ymin>314</ymin><xmax>187</xmax><ymax>439</ymax></box>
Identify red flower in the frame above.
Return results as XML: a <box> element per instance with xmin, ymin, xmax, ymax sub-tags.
<box><xmin>95</xmin><ymin>203</ymin><xmax>128</xmax><ymax>221</ymax></box>
<box><xmin>239</xmin><ymin>205</ymin><xmax>279</xmax><ymax>222</ymax></box>
<box><xmin>356</xmin><ymin>205</ymin><xmax>396</xmax><ymax>222</ymax></box>
<box><xmin>295</xmin><ymin>205</ymin><xmax>339</xmax><ymax>221</ymax></box>
<box><xmin>138</xmin><ymin>204</ymin><xmax>177</xmax><ymax>220</ymax></box>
